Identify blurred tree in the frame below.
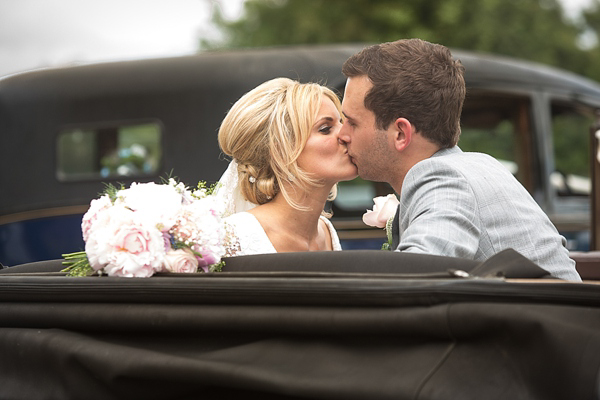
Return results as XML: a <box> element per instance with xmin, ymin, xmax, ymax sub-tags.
<box><xmin>202</xmin><ymin>0</ymin><xmax>600</xmax><ymax>81</ymax></box>
<box><xmin>581</xmin><ymin>0</ymin><xmax>600</xmax><ymax>80</ymax></box>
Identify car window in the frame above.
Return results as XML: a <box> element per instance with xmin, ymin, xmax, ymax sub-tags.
<box><xmin>550</xmin><ymin>101</ymin><xmax>593</xmax><ymax>197</ymax></box>
<box><xmin>56</xmin><ymin>121</ymin><xmax>162</xmax><ymax>181</ymax></box>
<box><xmin>459</xmin><ymin>91</ymin><xmax>534</xmax><ymax>192</ymax></box>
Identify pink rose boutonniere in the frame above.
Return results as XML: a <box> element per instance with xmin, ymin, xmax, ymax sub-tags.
<box><xmin>363</xmin><ymin>194</ymin><xmax>399</xmax><ymax>250</ymax></box>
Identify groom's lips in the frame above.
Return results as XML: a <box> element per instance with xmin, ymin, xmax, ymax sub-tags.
<box><xmin>344</xmin><ymin>148</ymin><xmax>356</xmax><ymax>165</ymax></box>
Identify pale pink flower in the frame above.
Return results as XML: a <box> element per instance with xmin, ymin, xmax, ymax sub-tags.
<box><xmin>81</xmin><ymin>195</ymin><xmax>112</xmax><ymax>241</ymax></box>
<box><xmin>196</xmin><ymin>248</ymin><xmax>220</xmax><ymax>273</ymax></box>
<box><xmin>164</xmin><ymin>248</ymin><xmax>198</xmax><ymax>273</ymax></box>
<box><xmin>363</xmin><ymin>194</ymin><xmax>399</xmax><ymax>228</ymax></box>
<box><xmin>85</xmin><ymin>205</ymin><xmax>131</xmax><ymax>270</ymax></box>
<box><xmin>103</xmin><ymin>261</ymin><xmax>156</xmax><ymax>278</ymax></box>
<box><xmin>85</xmin><ymin>206</ymin><xmax>165</xmax><ymax>277</ymax></box>
<box><xmin>180</xmin><ymin>198</ymin><xmax>226</xmax><ymax>249</ymax></box>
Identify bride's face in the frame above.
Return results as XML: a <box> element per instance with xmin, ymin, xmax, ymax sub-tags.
<box><xmin>297</xmin><ymin>95</ymin><xmax>358</xmax><ymax>185</ymax></box>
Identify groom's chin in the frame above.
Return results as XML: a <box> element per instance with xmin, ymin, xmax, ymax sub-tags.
<box><xmin>357</xmin><ymin>170</ymin><xmax>386</xmax><ymax>184</ymax></box>
<box><xmin>356</xmin><ymin>171</ymin><xmax>372</xmax><ymax>181</ymax></box>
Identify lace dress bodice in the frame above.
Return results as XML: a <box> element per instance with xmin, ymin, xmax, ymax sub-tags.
<box><xmin>224</xmin><ymin>212</ymin><xmax>342</xmax><ymax>256</ymax></box>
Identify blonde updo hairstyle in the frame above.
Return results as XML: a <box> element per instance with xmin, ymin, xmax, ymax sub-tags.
<box><xmin>218</xmin><ymin>77</ymin><xmax>341</xmax><ymax>211</ymax></box>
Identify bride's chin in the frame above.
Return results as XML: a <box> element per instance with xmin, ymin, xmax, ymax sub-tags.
<box><xmin>343</xmin><ymin>171</ymin><xmax>358</xmax><ymax>181</ymax></box>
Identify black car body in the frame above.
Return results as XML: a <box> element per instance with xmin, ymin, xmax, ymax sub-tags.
<box><xmin>1</xmin><ymin>45</ymin><xmax>600</xmax><ymax>399</ymax></box>
<box><xmin>2</xmin><ymin>44</ymin><xmax>600</xmax><ymax>266</ymax></box>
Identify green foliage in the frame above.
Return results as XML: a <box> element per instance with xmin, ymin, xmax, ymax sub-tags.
<box><xmin>102</xmin><ymin>182</ymin><xmax>124</xmax><ymax>203</ymax></box>
<box><xmin>460</xmin><ymin>120</ymin><xmax>515</xmax><ymax>162</ymax></box>
<box><xmin>196</xmin><ymin>180</ymin><xmax>220</xmax><ymax>196</ymax></box>
<box><xmin>62</xmin><ymin>251</ymin><xmax>94</xmax><ymax>277</ymax></box>
<box><xmin>209</xmin><ymin>260</ymin><xmax>225</xmax><ymax>273</ymax></box>
<box><xmin>203</xmin><ymin>0</ymin><xmax>600</xmax><ymax>82</ymax></box>
<box><xmin>552</xmin><ymin>110</ymin><xmax>594</xmax><ymax>177</ymax></box>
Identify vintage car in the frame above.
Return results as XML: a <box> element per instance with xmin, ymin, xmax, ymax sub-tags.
<box><xmin>1</xmin><ymin>45</ymin><xmax>600</xmax><ymax>399</ymax></box>
<box><xmin>1</xmin><ymin>44</ymin><xmax>600</xmax><ymax>267</ymax></box>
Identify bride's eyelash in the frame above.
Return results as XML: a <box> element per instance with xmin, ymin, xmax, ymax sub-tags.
<box><xmin>319</xmin><ymin>125</ymin><xmax>332</xmax><ymax>133</ymax></box>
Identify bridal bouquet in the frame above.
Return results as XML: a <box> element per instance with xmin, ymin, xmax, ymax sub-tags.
<box><xmin>62</xmin><ymin>179</ymin><xmax>227</xmax><ymax>277</ymax></box>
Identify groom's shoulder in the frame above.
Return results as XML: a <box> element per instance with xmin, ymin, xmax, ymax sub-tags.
<box><xmin>408</xmin><ymin>148</ymin><xmax>466</xmax><ymax>175</ymax></box>
<box><xmin>406</xmin><ymin>149</ymin><xmax>508</xmax><ymax>190</ymax></box>
<box><xmin>416</xmin><ymin>148</ymin><xmax>500</xmax><ymax>172</ymax></box>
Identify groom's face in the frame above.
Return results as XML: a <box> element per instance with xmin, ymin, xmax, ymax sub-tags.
<box><xmin>339</xmin><ymin>75</ymin><xmax>393</xmax><ymax>182</ymax></box>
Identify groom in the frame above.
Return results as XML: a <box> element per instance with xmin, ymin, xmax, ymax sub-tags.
<box><xmin>338</xmin><ymin>38</ymin><xmax>581</xmax><ymax>281</ymax></box>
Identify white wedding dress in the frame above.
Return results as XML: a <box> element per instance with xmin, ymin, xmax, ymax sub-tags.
<box><xmin>225</xmin><ymin>212</ymin><xmax>342</xmax><ymax>256</ymax></box>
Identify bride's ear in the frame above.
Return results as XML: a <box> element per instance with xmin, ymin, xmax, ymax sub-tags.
<box><xmin>393</xmin><ymin>118</ymin><xmax>413</xmax><ymax>152</ymax></box>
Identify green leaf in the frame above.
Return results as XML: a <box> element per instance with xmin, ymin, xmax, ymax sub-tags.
<box><xmin>61</xmin><ymin>251</ymin><xmax>95</xmax><ymax>277</ymax></box>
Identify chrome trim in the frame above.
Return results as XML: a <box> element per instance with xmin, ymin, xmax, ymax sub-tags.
<box><xmin>0</xmin><ymin>206</ymin><xmax>88</xmax><ymax>225</ymax></box>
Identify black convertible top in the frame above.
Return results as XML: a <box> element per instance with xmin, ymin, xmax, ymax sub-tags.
<box><xmin>1</xmin><ymin>250</ymin><xmax>599</xmax><ymax>399</ymax></box>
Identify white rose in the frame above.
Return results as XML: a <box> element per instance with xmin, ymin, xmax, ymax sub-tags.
<box><xmin>362</xmin><ymin>194</ymin><xmax>399</xmax><ymax>228</ymax></box>
<box><xmin>118</xmin><ymin>182</ymin><xmax>185</xmax><ymax>231</ymax></box>
<box><xmin>164</xmin><ymin>248</ymin><xmax>198</xmax><ymax>273</ymax></box>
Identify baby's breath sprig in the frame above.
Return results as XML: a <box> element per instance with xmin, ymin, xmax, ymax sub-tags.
<box><xmin>192</xmin><ymin>181</ymin><xmax>220</xmax><ymax>199</ymax></box>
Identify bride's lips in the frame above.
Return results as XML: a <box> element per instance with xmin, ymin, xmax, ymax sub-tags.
<box><xmin>342</xmin><ymin>147</ymin><xmax>356</xmax><ymax>166</ymax></box>
<box><xmin>347</xmin><ymin>154</ymin><xmax>357</xmax><ymax>166</ymax></box>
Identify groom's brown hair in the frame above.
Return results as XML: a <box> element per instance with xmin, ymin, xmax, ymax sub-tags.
<box><xmin>342</xmin><ymin>38</ymin><xmax>465</xmax><ymax>148</ymax></box>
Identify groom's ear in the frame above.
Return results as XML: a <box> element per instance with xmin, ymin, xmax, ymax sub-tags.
<box><xmin>392</xmin><ymin>118</ymin><xmax>413</xmax><ymax>152</ymax></box>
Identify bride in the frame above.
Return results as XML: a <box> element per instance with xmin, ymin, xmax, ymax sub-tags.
<box><xmin>215</xmin><ymin>77</ymin><xmax>358</xmax><ymax>255</ymax></box>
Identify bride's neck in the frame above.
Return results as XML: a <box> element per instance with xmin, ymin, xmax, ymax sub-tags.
<box><xmin>249</xmin><ymin>184</ymin><xmax>332</xmax><ymax>250</ymax></box>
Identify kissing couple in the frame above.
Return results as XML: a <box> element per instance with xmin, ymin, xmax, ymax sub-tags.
<box><xmin>216</xmin><ymin>38</ymin><xmax>580</xmax><ymax>282</ymax></box>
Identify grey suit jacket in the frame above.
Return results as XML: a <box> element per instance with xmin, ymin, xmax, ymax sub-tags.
<box><xmin>392</xmin><ymin>146</ymin><xmax>580</xmax><ymax>281</ymax></box>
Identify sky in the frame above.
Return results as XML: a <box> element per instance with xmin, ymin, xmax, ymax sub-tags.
<box><xmin>0</xmin><ymin>0</ymin><xmax>245</xmax><ymax>77</ymax></box>
<box><xmin>0</xmin><ymin>0</ymin><xmax>595</xmax><ymax>78</ymax></box>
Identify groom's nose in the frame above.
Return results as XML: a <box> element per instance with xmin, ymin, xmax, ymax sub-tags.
<box><xmin>338</xmin><ymin>122</ymin><xmax>351</xmax><ymax>144</ymax></box>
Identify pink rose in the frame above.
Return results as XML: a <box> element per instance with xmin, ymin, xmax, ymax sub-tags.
<box><xmin>85</xmin><ymin>206</ymin><xmax>166</xmax><ymax>277</ymax></box>
<box><xmin>103</xmin><ymin>262</ymin><xmax>156</xmax><ymax>278</ymax></box>
<box><xmin>164</xmin><ymin>249</ymin><xmax>198</xmax><ymax>273</ymax></box>
<box><xmin>81</xmin><ymin>195</ymin><xmax>112</xmax><ymax>241</ymax></box>
<box><xmin>362</xmin><ymin>194</ymin><xmax>399</xmax><ymax>228</ymax></box>
<box><xmin>106</xmin><ymin>220</ymin><xmax>165</xmax><ymax>277</ymax></box>
<box><xmin>114</xmin><ymin>223</ymin><xmax>156</xmax><ymax>255</ymax></box>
